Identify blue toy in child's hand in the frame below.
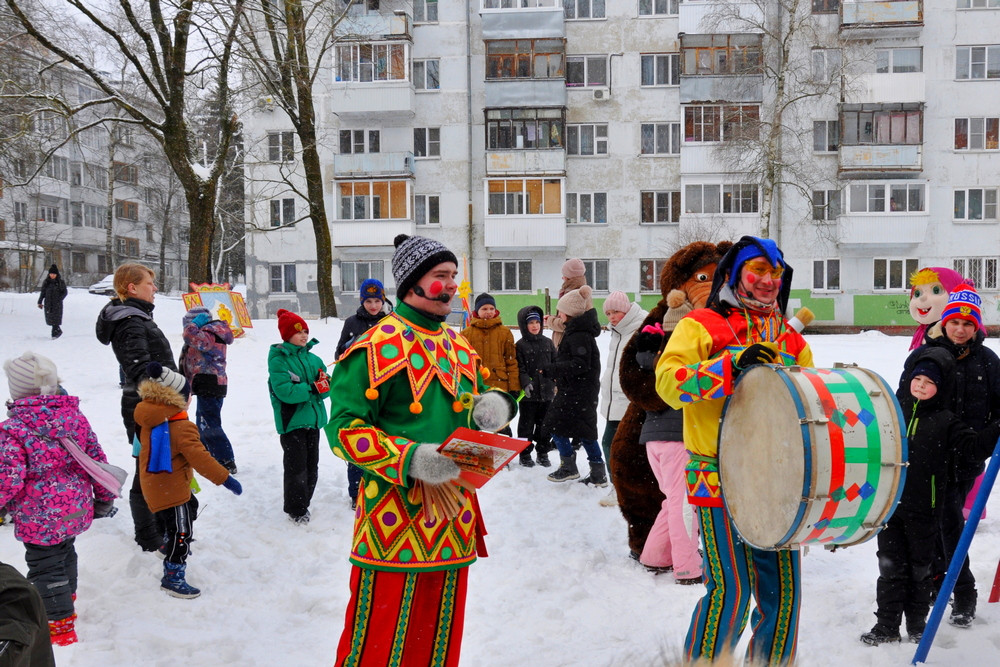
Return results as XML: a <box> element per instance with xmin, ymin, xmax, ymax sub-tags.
<box><xmin>192</xmin><ymin>313</ymin><xmax>212</xmax><ymax>328</ymax></box>
<box><xmin>223</xmin><ymin>476</ymin><xmax>242</xmax><ymax>496</ymax></box>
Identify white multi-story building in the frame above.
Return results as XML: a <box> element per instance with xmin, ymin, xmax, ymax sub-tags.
<box><xmin>243</xmin><ymin>0</ymin><xmax>1000</xmax><ymax>328</ymax></box>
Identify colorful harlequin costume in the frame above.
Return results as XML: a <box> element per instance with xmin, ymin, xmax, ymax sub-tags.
<box><xmin>655</xmin><ymin>236</ymin><xmax>813</xmax><ymax>666</ymax></box>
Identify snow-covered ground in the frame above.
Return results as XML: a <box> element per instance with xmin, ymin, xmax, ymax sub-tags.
<box><xmin>1</xmin><ymin>288</ymin><xmax>999</xmax><ymax>666</ymax></box>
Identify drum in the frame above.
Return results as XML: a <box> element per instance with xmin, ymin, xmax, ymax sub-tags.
<box><xmin>718</xmin><ymin>363</ymin><xmax>907</xmax><ymax>550</ymax></box>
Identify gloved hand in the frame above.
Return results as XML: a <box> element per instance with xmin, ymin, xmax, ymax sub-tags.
<box><xmin>635</xmin><ymin>323</ymin><xmax>666</xmax><ymax>371</ymax></box>
<box><xmin>223</xmin><ymin>476</ymin><xmax>243</xmax><ymax>496</ymax></box>
<box><xmin>93</xmin><ymin>500</ymin><xmax>117</xmax><ymax>518</ymax></box>
<box><xmin>409</xmin><ymin>443</ymin><xmax>460</xmax><ymax>484</ymax></box>
<box><xmin>192</xmin><ymin>313</ymin><xmax>212</xmax><ymax>328</ymax></box>
<box><xmin>733</xmin><ymin>343</ymin><xmax>779</xmax><ymax>375</ymax></box>
<box><xmin>313</xmin><ymin>369</ymin><xmax>330</xmax><ymax>394</ymax></box>
<box><xmin>471</xmin><ymin>391</ymin><xmax>517</xmax><ymax>432</ymax></box>
<box><xmin>523</xmin><ymin>382</ymin><xmax>534</xmax><ymax>399</ymax></box>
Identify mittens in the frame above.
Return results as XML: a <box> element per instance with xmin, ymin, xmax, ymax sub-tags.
<box><xmin>409</xmin><ymin>444</ymin><xmax>460</xmax><ymax>484</ymax></box>
<box><xmin>733</xmin><ymin>343</ymin><xmax>779</xmax><ymax>375</ymax></box>
<box><xmin>93</xmin><ymin>500</ymin><xmax>117</xmax><ymax>518</ymax></box>
<box><xmin>223</xmin><ymin>476</ymin><xmax>243</xmax><ymax>496</ymax></box>
<box><xmin>192</xmin><ymin>313</ymin><xmax>212</xmax><ymax>328</ymax></box>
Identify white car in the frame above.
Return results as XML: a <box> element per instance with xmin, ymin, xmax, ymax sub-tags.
<box><xmin>88</xmin><ymin>274</ymin><xmax>116</xmax><ymax>296</ymax></box>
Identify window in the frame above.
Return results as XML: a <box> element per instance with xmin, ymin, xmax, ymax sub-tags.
<box><xmin>13</xmin><ymin>201</ymin><xmax>27</xmax><ymax>223</ymax></box>
<box><xmin>339</xmin><ymin>130</ymin><xmax>380</xmax><ymax>154</ymax></box>
<box><xmin>268</xmin><ymin>131</ymin><xmax>295</xmax><ymax>162</ymax></box>
<box><xmin>581</xmin><ymin>259</ymin><xmax>609</xmax><ymax>291</ymax></box>
<box><xmin>813</xmin><ymin>120</ymin><xmax>840</xmax><ymax>152</ymax></box>
<box><xmin>722</xmin><ymin>184</ymin><xmax>759</xmax><ymax>213</ymax></box>
<box><xmin>115</xmin><ymin>125</ymin><xmax>134</xmax><ymax>146</ymax></box>
<box><xmin>413</xmin><ymin>0</ymin><xmax>438</xmax><ymax>22</ymax></box>
<box><xmin>684</xmin><ymin>184</ymin><xmax>721</xmax><ymax>214</ymax></box>
<box><xmin>565</xmin><ymin>55</ymin><xmax>607</xmax><ymax>86</ymax></box>
<box><xmin>640</xmin><ymin>259</ymin><xmax>667</xmax><ymax>292</ymax></box>
<box><xmin>487</xmin><ymin>178</ymin><xmax>562</xmax><ymax>215</ymax></box>
<box><xmin>812</xmin><ymin>190</ymin><xmax>842</xmax><ymax>221</ymax></box>
<box><xmin>115</xmin><ymin>237</ymin><xmax>139</xmax><ymax>257</ymax></box>
<box><xmin>72</xmin><ymin>202</ymin><xmax>83</xmax><ymax>226</ymax></box>
<box><xmin>566</xmin><ymin>123</ymin><xmax>608</xmax><ymax>155</ymax></box>
<box><xmin>848</xmin><ymin>183</ymin><xmax>925</xmax><ymax>213</ymax></box>
<box><xmin>813</xmin><ymin>259</ymin><xmax>840</xmax><ymax>291</ymax></box>
<box><xmin>641</xmin><ymin>54</ymin><xmax>680</xmax><ymax>86</ymax></box>
<box><xmin>40</xmin><ymin>205</ymin><xmax>60</xmax><ymax>223</ymax></box>
<box><xmin>98</xmin><ymin>254</ymin><xmax>109</xmax><ymax>274</ymax></box>
<box><xmin>954</xmin><ymin>188</ymin><xmax>998</xmax><ymax>220</ymax></box>
<box><xmin>812</xmin><ymin>0</ymin><xmax>838</xmax><ymax>13</ymax></box>
<box><xmin>114</xmin><ymin>162</ymin><xmax>139</xmax><ymax>185</ymax></box>
<box><xmin>488</xmin><ymin>259</ymin><xmax>532</xmax><ymax>291</ymax></box>
<box><xmin>641</xmin><ymin>191</ymin><xmax>681</xmax><ymax>223</ymax></box>
<box><xmin>84</xmin><ymin>204</ymin><xmax>106</xmax><ymax>228</ymax></box>
<box><xmin>684</xmin><ymin>106</ymin><xmax>759</xmax><ymax>142</ymax></box>
<box><xmin>89</xmin><ymin>165</ymin><xmax>108</xmax><ymax>190</ymax></box>
<box><xmin>342</xmin><ymin>260</ymin><xmax>384</xmax><ymax>292</ymax></box>
<box><xmin>958</xmin><ymin>0</ymin><xmax>1000</xmax><ymax>7</ymax></box>
<box><xmin>956</xmin><ymin>45</ymin><xmax>1000</xmax><ymax>79</ymax></box>
<box><xmin>70</xmin><ymin>163</ymin><xmax>83</xmax><ymax>186</ymax></box>
<box><xmin>413</xmin><ymin>60</ymin><xmax>440</xmax><ymax>90</ymax></box>
<box><xmin>486</xmin><ymin>39</ymin><xmax>565</xmax><ymax>79</ymax></box>
<box><xmin>115</xmin><ymin>200</ymin><xmax>139</xmax><ymax>221</ymax></box>
<box><xmin>486</xmin><ymin>108</ymin><xmax>565</xmax><ymax>149</ymax></box>
<box><xmin>43</xmin><ymin>156</ymin><xmax>69</xmax><ymax>181</ymax></box>
<box><xmin>270</xmin><ymin>198</ymin><xmax>296</xmax><ymax>227</ymax></box>
<box><xmin>641</xmin><ymin>123</ymin><xmax>681</xmax><ymax>155</ymax></box>
<box><xmin>873</xmin><ymin>258</ymin><xmax>918</xmax><ymax>291</ymax></box>
<box><xmin>954</xmin><ymin>117</ymin><xmax>1000</xmax><ymax>150</ymax></box>
<box><xmin>685</xmin><ymin>183</ymin><xmax>760</xmax><ymax>214</ymax></box>
<box><xmin>70</xmin><ymin>252</ymin><xmax>86</xmax><ymax>273</ymax></box>
<box><xmin>811</xmin><ymin>48</ymin><xmax>842</xmax><ymax>81</ymax></box>
<box><xmin>565</xmin><ymin>0</ymin><xmax>605</xmax><ymax>19</ymax></box>
<box><xmin>681</xmin><ymin>34</ymin><xmax>762</xmax><ymax>75</ymax></box>
<box><xmin>414</xmin><ymin>128</ymin><xmax>441</xmax><ymax>158</ymax></box>
<box><xmin>270</xmin><ymin>264</ymin><xmax>297</xmax><ymax>293</ymax></box>
<box><xmin>335</xmin><ymin>42</ymin><xmax>407</xmax><ymax>82</ymax></box>
<box><xmin>146</xmin><ymin>224</ymin><xmax>155</xmax><ymax>242</ymax></box>
<box><xmin>638</xmin><ymin>0</ymin><xmax>679</xmax><ymax>16</ymax></box>
<box><xmin>12</xmin><ymin>158</ymin><xmax>26</xmax><ymax>180</ymax></box>
<box><xmin>954</xmin><ymin>257</ymin><xmax>999</xmax><ymax>290</ymax></box>
<box><xmin>841</xmin><ymin>105</ymin><xmax>922</xmax><ymax>145</ymax></box>
<box><xmin>876</xmin><ymin>48</ymin><xmax>922</xmax><ymax>73</ymax></box>
<box><xmin>338</xmin><ymin>180</ymin><xmax>409</xmax><ymax>220</ymax></box>
<box><xmin>415</xmin><ymin>194</ymin><xmax>440</xmax><ymax>225</ymax></box>
<box><xmin>567</xmin><ymin>192</ymin><xmax>608</xmax><ymax>223</ymax></box>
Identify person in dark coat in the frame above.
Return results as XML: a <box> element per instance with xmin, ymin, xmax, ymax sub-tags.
<box><xmin>542</xmin><ymin>285</ymin><xmax>605</xmax><ymax>486</ymax></box>
<box><xmin>0</xmin><ymin>558</ymin><xmax>56</xmax><ymax>666</ymax></box>
<box><xmin>36</xmin><ymin>265</ymin><xmax>67</xmax><ymax>339</ymax></box>
<box><xmin>336</xmin><ymin>278</ymin><xmax>391</xmax><ymax>359</ymax></box>
<box><xmin>94</xmin><ymin>263</ymin><xmax>177</xmax><ymax>552</ymax></box>
<box><xmin>515</xmin><ymin>305</ymin><xmax>556</xmax><ymax>467</ymax></box>
<box><xmin>862</xmin><ymin>347</ymin><xmax>1000</xmax><ymax>645</ymax></box>
<box><xmin>898</xmin><ymin>284</ymin><xmax>1000</xmax><ymax>627</ymax></box>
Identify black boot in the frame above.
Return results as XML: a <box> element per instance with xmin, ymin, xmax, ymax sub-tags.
<box><xmin>860</xmin><ymin>622</ymin><xmax>901</xmax><ymax>646</ymax></box>
<box><xmin>579</xmin><ymin>461</ymin><xmax>608</xmax><ymax>487</ymax></box>
<box><xmin>518</xmin><ymin>452</ymin><xmax>535</xmax><ymax>468</ymax></box>
<box><xmin>51</xmin><ymin>325</ymin><xmax>62</xmax><ymax>339</ymax></box>
<box><xmin>547</xmin><ymin>455</ymin><xmax>579</xmax><ymax>482</ymax></box>
<box><xmin>950</xmin><ymin>593</ymin><xmax>977</xmax><ymax>628</ymax></box>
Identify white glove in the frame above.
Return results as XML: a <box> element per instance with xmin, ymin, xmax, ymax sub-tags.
<box><xmin>471</xmin><ymin>391</ymin><xmax>516</xmax><ymax>432</ymax></box>
<box><xmin>409</xmin><ymin>444</ymin><xmax>460</xmax><ymax>484</ymax></box>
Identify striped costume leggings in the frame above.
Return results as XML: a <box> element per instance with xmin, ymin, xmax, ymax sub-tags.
<box><xmin>685</xmin><ymin>505</ymin><xmax>801</xmax><ymax>666</ymax></box>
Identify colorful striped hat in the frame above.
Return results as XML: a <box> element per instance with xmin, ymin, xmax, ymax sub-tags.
<box><xmin>941</xmin><ymin>284</ymin><xmax>982</xmax><ymax>331</ymax></box>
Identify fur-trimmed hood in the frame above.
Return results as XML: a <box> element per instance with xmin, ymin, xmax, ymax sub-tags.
<box><xmin>137</xmin><ymin>378</ymin><xmax>188</xmax><ymax>411</ymax></box>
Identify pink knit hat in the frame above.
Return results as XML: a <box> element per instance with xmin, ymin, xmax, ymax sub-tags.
<box><xmin>562</xmin><ymin>258</ymin><xmax>586</xmax><ymax>279</ymax></box>
<box><xmin>603</xmin><ymin>291</ymin><xmax>630</xmax><ymax>315</ymax></box>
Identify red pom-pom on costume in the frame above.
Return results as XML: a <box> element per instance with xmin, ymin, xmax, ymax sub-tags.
<box><xmin>452</xmin><ymin>401</ymin><xmax>463</xmax><ymax>412</ymax></box>
<box><xmin>409</xmin><ymin>402</ymin><xmax>423</xmax><ymax>414</ymax></box>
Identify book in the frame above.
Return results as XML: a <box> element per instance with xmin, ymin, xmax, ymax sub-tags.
<box><xmin>437</xmin><ymin>427</ymin><xmax>531</xmax><ymax>489</ymax></box>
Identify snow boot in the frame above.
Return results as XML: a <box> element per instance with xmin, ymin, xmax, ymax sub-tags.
<box><xmin>949</xmin><ymin>597</ymin><xmax>976</xmax><ymax>628</ymax></box>
<box><xmin>48</xmin><ymin>613</ymin><xmax>77</xmax><ymax>646</ymax></box>
<box><xmin>579</xmin><ymin>461</ymin><xmax>608</xmax><ymax>488</ymax></box>
<box><xmin>547</xmin><ymin>455</ymin><xmax>579</xmax><ymax>482</ymax></box>
<box><xmin>599</xmin><ymin>488</ymin><xmax>618</xmax><ymax>507</ymax></box>
<box><xmin>160</xmin><ymin>561</ymin><xmax>201</xmax><ymax>599</ymax></box>
<box><xmin>860</xmin><ymin>623</ymin><xmax>901</xmax><ymax>646</ymax></box>
<box><xmin>518</xmin><ymin>452</ymin><xmax>535</xmax><ymax>468</ymax></box>
<box><xmin>536</xmin><ymin>448</ymin><xmax>551</xmax><ymax>467</ymax></box>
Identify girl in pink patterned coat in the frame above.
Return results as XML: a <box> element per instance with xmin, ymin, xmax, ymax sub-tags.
<box><xmin>1</xmin><ymin>352</ymin><xmax>117</xmax><ymax>648</ymax></box>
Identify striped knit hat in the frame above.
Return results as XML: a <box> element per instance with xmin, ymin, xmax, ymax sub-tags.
<box><xmin>941</xmin><ymin>284</ymin><xmax>983</xmax><ymax>331</ymax></box>
<box><xmin>3</xmin><ymin>351</ymin><xmax>60</xmax><ymax>400</ymax></box>
<box><xmin>391</xmin><ymin>234</ymin><xmax>458</xmax><ymax>299</ymax></box>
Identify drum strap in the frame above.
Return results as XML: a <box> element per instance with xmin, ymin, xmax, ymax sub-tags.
<box><xmin>689</xmin><ymin>453</ymin><xmax>718</xmax><ymax>466</ymax></box>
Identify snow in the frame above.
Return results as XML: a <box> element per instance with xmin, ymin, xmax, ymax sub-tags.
<box><xmin>2</xmin><ymin>289</ymin><xmax>999</xmax><ymax>666</ymax></box>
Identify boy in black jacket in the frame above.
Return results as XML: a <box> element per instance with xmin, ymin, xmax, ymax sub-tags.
<box><xmin>861</xmin><ymin>347</ymin><xmax>1000</xmax><ymax>646</ymax></box>
<box><xmin>515</xmin><ymin>305</ymin><xmax>556</xmax><ymax>467</ymax></box>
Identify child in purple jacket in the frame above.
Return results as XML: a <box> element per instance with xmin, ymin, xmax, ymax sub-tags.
<box><xmin>1</xmin><ymin>352</ymin><xmax>117</xmax><ymax>647</ymax></box>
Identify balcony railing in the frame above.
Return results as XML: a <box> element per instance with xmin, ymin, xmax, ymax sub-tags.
<box><xmin>485</xmin><ymin>150</ymin><xmax>565</xmax><ymax>175</ymax></box>
<box><xmin>841</xmin><ymin>0</ymin><xmax>922</xmax><ymax>33</ymax></box>
<box><xmin>484</xmin><ymin>79</ymin><xmax>567</xmax><ymax>108</ymax></box>
<box><xmin>333</xmin><ymin>152</ymin><xmax>414</xmax><ymax>178</ymax></box>
<box><xmin>679</xmin><ymin>74</ymin><xmax>763</xmax><ymax>104</ymax></box>
<box><xmin>844</xmin><ymin>73</ymin><xmax>925</xmax><ymax>104</ymax></box>
<box><xmin>331</xmin><ymin>219</ymin><xmax>414</xmax><ymax>247</ymax></box>
<box><xmin>484</xmin><ymin>215</ymin><xmax>566</xmax><ymax>248</ymax></box>
<box><xmin>328</xmin><ymin>82</ymin><xmax>415</xmax><ymax>117</ymax></box>
<box><xmin>838</xmin><ymin>214</ymin><xmax>928</xmax><ymax>245</ymax></box>
<box><xmin>679</xmin><ymin>1</ymin><xmax>765</xmax><ymax>34</ymax></box>
<box><xmin>481</xmin><ymin>2</ymin><xmax>564</xmax><ymax>40</ymax></box>
<box><xmin>839</xmin><ymin>144</ymin><xmax>922</xmax><ymax>172</ymax></box>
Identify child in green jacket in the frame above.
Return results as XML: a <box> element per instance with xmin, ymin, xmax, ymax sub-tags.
<box><xmin>268</xmin><ymin>309</ymin><xmax>330</xmax><ymax>524</ymax></box>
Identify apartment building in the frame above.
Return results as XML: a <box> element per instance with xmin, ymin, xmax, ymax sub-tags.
<box><xmin>243</xmin><ymin>0</ymin><xmax>1000</xmax><ymax>327</ymax></box>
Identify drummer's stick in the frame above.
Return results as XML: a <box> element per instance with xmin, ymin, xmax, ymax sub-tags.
<box><xmin>772</xmin><ymin>307</ymin><xmax>815</xmax><ymax>346</ymax></box>
<box><xmin>912</xmin><ymin>438</ymin><xmax>1000</xmax><ymax>664</ymax></box>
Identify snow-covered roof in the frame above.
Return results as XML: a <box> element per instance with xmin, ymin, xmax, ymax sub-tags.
<box><xmin>0</xmin><ymin>240</ymin><xmax>45</xmax><ymax>252</ymax></box>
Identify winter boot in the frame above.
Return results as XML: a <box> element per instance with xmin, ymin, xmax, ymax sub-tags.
<box><xmin>547</xmin><ymin>455</ymin><xmax>579</xmax><ymax>482</ymax></box>
<box><xmin>579</xmin><ymin>461</ymin><xmax>608</xmax><ymax>488</ymax></box>
<box><xmin>48</xmin><ymin>614</ymin><xmax>77</xmax><ymax>646</ymax></box>
<box><xmin>949</xmin><ymin>595</ymin><xmax>976</xmax><ymax>628</ymax></box>
<box><xmin>599</xmin><ymin>488</ymin><xmax>619</xmax><ymax>507</ymax></box>
<box><xmin>160</xmin><ymin>561</ymin><xmax>201</xmax><ymax>599</ymax></box>
<box><xmin>536</xmin><ymin>447</ymin><xmax>551</xmax><ymax>467</ymax></box>
<box><xmin>518</xmin><ymin>452</ymin><xmax>535</xmax><ymax>468</ymax></box>
<box><xmin>860</xmin><ymin>623</ymin><xmax>901</xmax><ymax>646</ymax></box>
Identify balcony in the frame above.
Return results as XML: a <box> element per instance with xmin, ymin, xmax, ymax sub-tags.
<box><xmin>484</xmin><ymin>216</ymin><xmax>566</xmax><ymax>248</ymax></box>
<box><xmin>333</xmin><ymin>152</ymin><xmax>414</xmax><ymax>179</ymax></box>
<box><xmin>328</xmin><ymin>82</ymin><xmax>415</xmax><ymax>117</ymax></box>
<box><xmin>837</xmin><ymin>214</ymin><xmax>928</xmax><ymax>245</ymax></box>
<box><xmin>844</xmin><ymin>73</ymin><xmax>925</xmax><ymax>104</ymax></box>
<box><xmin>484</xmin><ymin>79</ymin><xmax>567</xmax><ymax>108</ymax></box>
<box><xmin>331</xmin><ymin>219</ymin><xmax>414</xmax><ymax>248</ymax></box>
<box><xmin>336</xmin><ymin>12</ymin><xmax>411</xmax><ymax>42</ymax></box>
<box><xmin>679</xmin><ymin>1</ymin><xmax>764</xmax><ymax>34</ymax></box>
<box><xmin>839</xmin><ymin>144</ymin><xmax>922</xmax><ymax>172</ymax></box>
<box><xmin>841</xmin><ymin>0</ymin><xmax>922</xmax><ymax>38</ymax></box>
<box><xmin>481</xmin><ymin>2</ymin><xmax>564</xmax><ymax>40</ymax></box>
<box><xmin>485</xmin><ymin>150</ymin><xmax>565</xmax><ymax>176</ymax></box>
<box><xmin>680</xmin><ymin>74</ymin><xmax>763</xmax><ymax>104</ymax></box>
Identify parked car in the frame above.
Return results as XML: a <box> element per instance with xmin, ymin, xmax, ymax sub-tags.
<box><xmin>88</xmin><ymin>274</ymin><xmax>116</xmax><ymax>296</ymax></box>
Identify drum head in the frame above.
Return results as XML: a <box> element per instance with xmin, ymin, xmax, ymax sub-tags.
<box><xmin>719</xmin><ymin>366</ymin><xmax>806</xmax><ymax>549</ymax></box>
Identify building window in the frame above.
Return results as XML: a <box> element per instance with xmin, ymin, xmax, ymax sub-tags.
<box><xmin>682</xmin><ymin>34</ymin><xmax>762</xmax><ymax>75</ymax></box>
<box><xmin>342</xmin><ymin>260</ymin><xmax>384</xmax><ymax>292</ymax></box>
<box><xmin>566</xmin><ymin>123</ymin><xmax>608</xmax><ymax>155</ymax></box>
<box><xmin>84</xmin><ymin>204</ymin><xmax>106</xmax><ymax>228</ymax></box>
<box><xmin>812</xmin><ymin>189</ymin><xmax>842</xmax><ymax>221</ymax></box>
<box><xmin>270</xmin><ymin>264</ymin><xmax>297</xmax><ymax>293</ymax></box>
<box><xmin>115</xmin><ymin>125</ymin><xmax>134</xmax><ymax>146</ymax></box>
<box><xmin>486</xmin><ymin>178</ymin><xmax>563</xmax><ymax>215</ymax></box>
<box><xmin>565</xmin><ymin>0</ymin><xmax>605</xmax><ymax>19</ymax></box>
<box><xmin>640</xmin><ymin>53</ymin><xmax>680</xmax><ymax>86</ymax></box>
<box><xmin>488</xmin><ymin>259</ymin><xmax>531</xmax><ymax>291</ymax></box>
<box><xmin>954</xmin><ymin>257</ymin><xmax>999</xmax><ymax>289</ymax></box>
<box><xmin>115</xmin><ymin>200</ymin><xmax>139</xmax><ymax>221</ymax></box>
<box><xmin>43</xmin><ymin>156</ymin><xmax>69</xmax><ymax>181</ymax></box>
<box><xmin>413</xmin><ymin>0</ymin><xmax>438</xmax><ymax>22</ymax></box>
<box><xmin>413</xmin><ymin>60</ymin><xmax>440</xmax><ymax>90</ymax></box>
<box><xmin>956</xmin><ymin>45</ymin><xmax>1000</xmax><ymax>79</ymax></box>
<box><xmin>813</xmin><ymin>259</ymin><xmax>840</xmax><ymax>291</ymax></box>
<box><xmin>567</xmin><ymin>192</ymin><xmax>608</xmax><ymax>223</ymax></box>
<box><xmin>723</xmin><ymin>184</ymin><xmax>759</xmax><ymax>213</ymax></box>
<box><xmin>70</xmin><ymin>163</ymin><xmax>83</xmax><ymax>186</ymax></box>
<box><xmin>582</xmin><ymin>259</ymin><xmax>609</xmax><ymax>291</ymax></box>
<box><xmin>641</xmin><ymin>191</ymin><xmax>681</xmax><ymax>223</ymax></box>
<box><xmin>268</xmin><ymin>131</ymin><xmax>295</xmax><ymax>162</ymax></box>
<box><xmin>415</xmin><ymin>194</ymin><xmax>440</xmax><ymax>225</ymax></box>
<box><xmin>640</xmin><ymin>123</ymin><xmax>681</xmax><ymax>155</ymax></box>
<box><xmin>848</xmin><ymin>183</ymin><xmax>925</xmax><ymax>213</ymax></box>
<box><xmin>954</xmin><ymin>188</ymin><xmax>998</xmax><ymax>220</ymax></box>
<box><xmin>335</xmin><ymin>42</ymin><xmax>407</xmax><ymax>82</ymax></box>
<box><xmin>413</xmin><ymin>128</ymin><xmax>441</xmax><ymax>158</ymax></box>
<box><xmin>338</xmin><ymin>180</ymin><xmax>409</xmax><ymax>220</ymax></box>
<box><xmin>339</xmin><ymin>130</ymin><xmax>380</xmax><ymax>154</ymax></box>
<box><xmin>565</xmin><ymin>55</ymin><xmax>607</xmax><ymax>87</ymax></box>
<box><xmin>72</xmin><ymin>251</ymin><xmax>86</xmax><ymax>273</ymax></box>
<box><xmin>638</xmin><ymin>0</ymin><xmax>679</xmax><ymax>16</ymax></box>
<box><xmin>813</xmin><ymin>120</ymin><xmax>840</xmax><ymax>152</ymax></box>
<box><xmin>98</xmin><ymin>254</ymin><xmax>109</xmax><ymax>274</ymax></box>
<box><xmin>958</xmin><ymin>0</ymin><xmax>1000</xmax><ymax>7</ymax></box>
<box><xmin>89</xmin><ymin>165</ymin><xmax>108</xmax><ymax>190</ymax></box>
<box><xmin>13</xmin><ymin>201</ymin><xmax>28</xmax><ymax>223</ymax></box>
<box><xmin>873</xmin><ymin>258</ymin><xmax>918</xmax><ymax>291</ymax></box>
<box><xmin>685</xmin><ymin>106</ymin><xmax>761</xmax><ymax>143</ymax></box>
<box><xmin>114</xmin><ymin>162</ymin><xmax>139</xmax><ymax>185</ymax></box>
<box><xmin>812</xmin><ymin>0</ymin><xmax>839</xmax><ymax>13</ymax></box>
<box><xmin>684</xmin><ymin>184</ymin><xmax>721</xmax><ymax>214</ymax></box>
<box><xmin>640</xmin><ymin>259</ymin><xmax>667</xmax><ymax>292</ymax></box>
<box><xmin>71</xmin><ymin>202</ymin><xmax>83</xmax><ymax>227</ymax></box>
<box><xmin>486</xmin><ymin>108</ymin><xmax>565</xmax><ymax>149</ymax></box>
<box><xmin>115</xmin><ymin>237</ymin><xmax>139</xmax><ymax>257</ymax></box>
<box><xmin>955</xmin><ymin>117</ymin><xmax>1000</xmax><ymax>150</ymax></box>
<box><xmin>270</xmin><ymin>198</ymin><xmax>296</xmax><ymax>227</ymax></box>
<box><xmin>40</xmin><ymin>204</ymin><xmax>60</xmax><ymax>223</ymax></box>
<box><xmin>486</xmin><ymin>39</ymin><xmax>565</xmax><ymax>79</ymax></box>
<box><xmin>842</xmin><ymin>105</ymin><xmax>922</xmax><ymax>145</ymax></box>
<box><xmin>811</xmin><ymin>48</ymin><xmax>842</xmax><ymax>80</ymax></box>
<box><xmin>683</xmin><ymin>106</ymin><xmax>719</xmax><ymax>142</ymax></box>
<box><xmin>876</xmin><ymin>48</ymin><xmax>922</xmax><ymax>73</ymax></box>
<box><xmin>146</xmin><ymin>223</ymin><xmax>154</xmax><ymax>242</ymax></box>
